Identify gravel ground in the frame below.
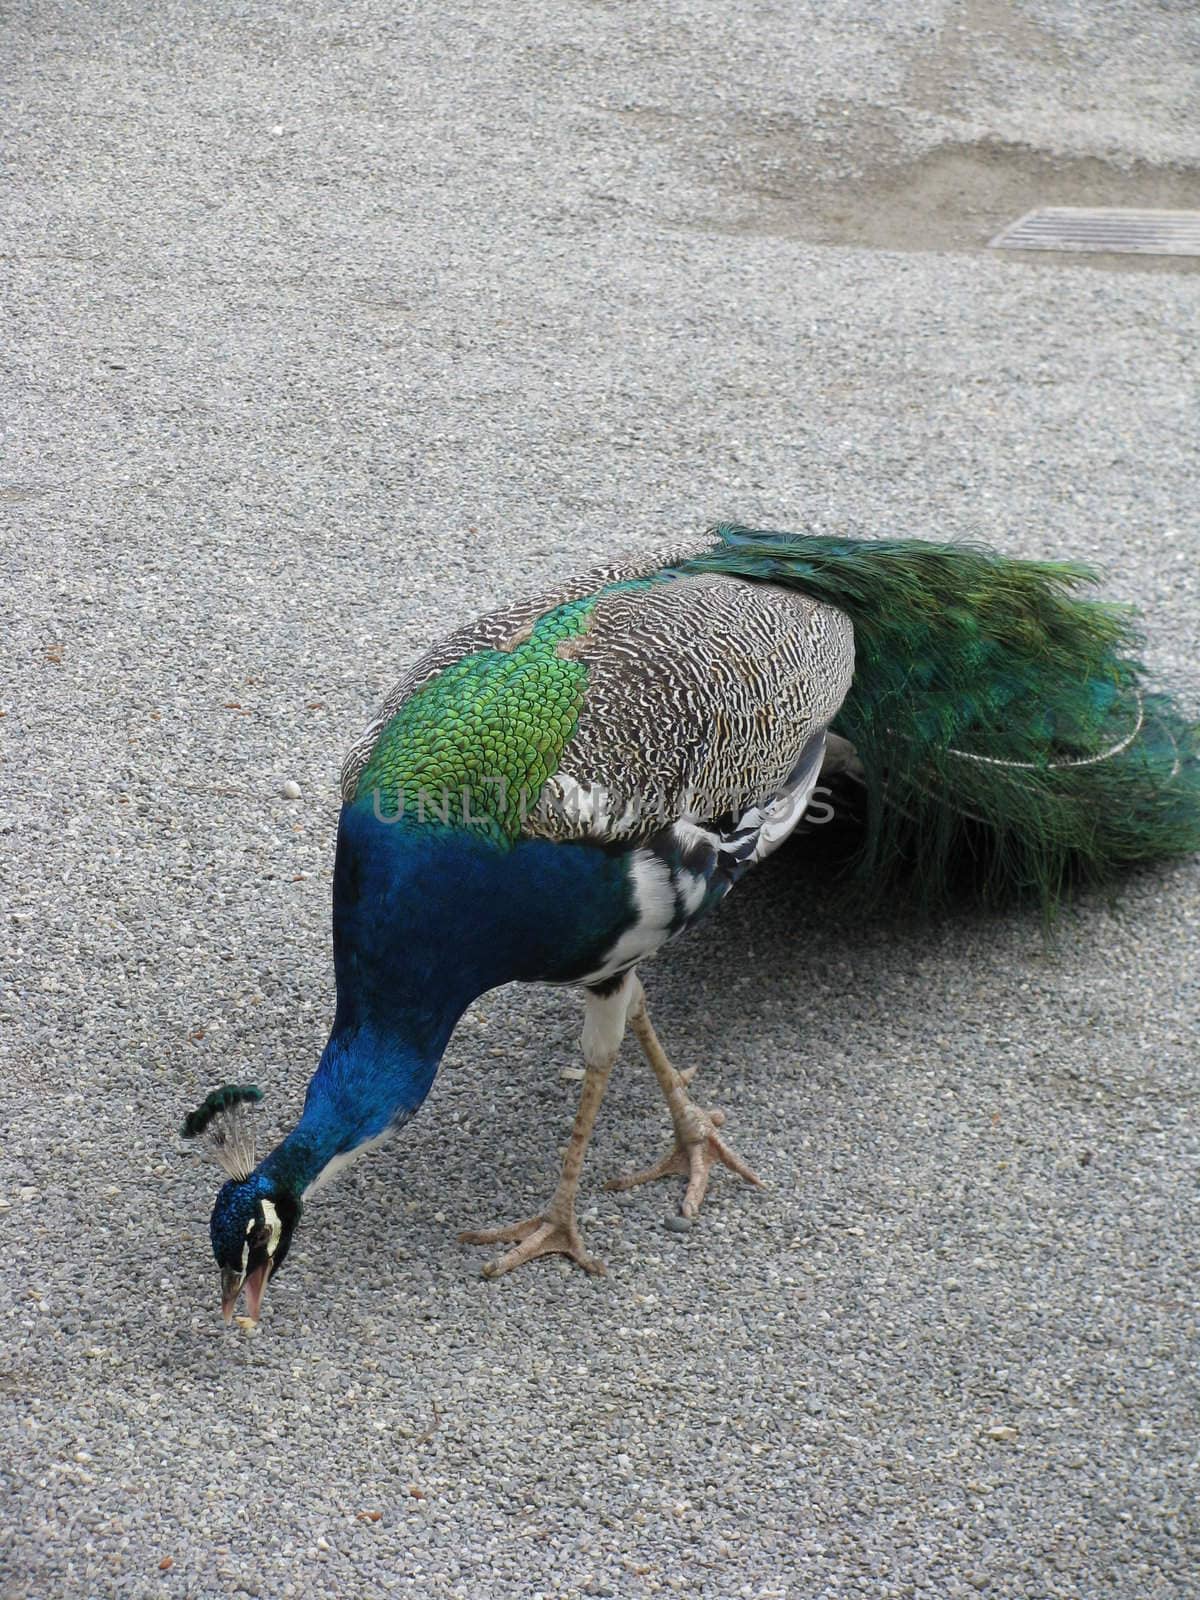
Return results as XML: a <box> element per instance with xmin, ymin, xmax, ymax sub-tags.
<box><xmin>3</xmin><ymin>3</ymin><xmax>1199</xmax><ymax>1597</ymax></box>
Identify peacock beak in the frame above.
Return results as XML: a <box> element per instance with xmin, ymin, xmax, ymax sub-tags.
<box><xmin>242</xmin><ymin>1262</ymin><xmax>270</xmax><ymax>1322</ymax></box>
<box><xmin>220</xmin><ymin>1269</ymin><xmax>244</xmax><ymax>1324</ymax></box>
<box><xmin>220</xmin><ymin>1261</ymin><xmax>270</xmax><ymax>1324</ymax></box>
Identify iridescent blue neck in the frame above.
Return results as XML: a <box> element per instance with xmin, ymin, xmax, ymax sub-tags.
<box><xmin>255</xmin><ymin>801</ymin><xmax>635</xmax><ymax>1196</ymax></box>
<box><xmin>260</xmin><ymin>1017</ymin><xmax>447</xmax><ymax>1197</ymax></box>
<box><xmin>255</xmin><ymin>806</ymin><xmax>530</xmax><ymax>1196</ymax></box>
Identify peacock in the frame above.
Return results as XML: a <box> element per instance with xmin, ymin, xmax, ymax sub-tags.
<box><xmin>183</xmin><ymin>524</ymin><xmax>1200</xmax><ymax>1322</ymax></box>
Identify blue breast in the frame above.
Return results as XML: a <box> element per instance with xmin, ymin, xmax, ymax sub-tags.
<box><xmin>333</xmin><ymin>803</ymin><xmax>641</xmax><ymax>1031</ymax></box>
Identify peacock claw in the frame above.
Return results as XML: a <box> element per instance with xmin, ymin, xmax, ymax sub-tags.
<box><xmin>607</xmin><ymin>1106</ymin><xmax>762</xmax><ymax>1218</ymax></box>
<box><xmin>459</xmin><ymin>1213</ymin><xmax>606</xmax><ymax>1279</ymax></box>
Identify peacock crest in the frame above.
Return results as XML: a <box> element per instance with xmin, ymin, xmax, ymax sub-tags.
<box><xmin>181</xmin><ymin>1085</ymin><xmax>265</xmax><ymax>1181</ymax></box>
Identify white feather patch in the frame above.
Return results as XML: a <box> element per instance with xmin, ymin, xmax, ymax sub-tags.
<box><xmin>677</xmin><ymin>868</ymin><xmax>708</xmax><ymax>916</ymax></box>
<box><xmin>579</xmin><ymin>849</ymin><xmax>677</xmax><ymax>983</ymax></box>
<box><xmin>303</xmin><ymin>1127</ymin><xmax>396</xmax><ymax>1198</ymax></box>
<box><xmin>672</xmin><ymin>818</ymin><xmax>719</xmax><ymax>856</ymax></box>
<box><xmin>580</xmin><ymin>974</ymin><xmax>636</xmax><ymax>1068</ymax></box>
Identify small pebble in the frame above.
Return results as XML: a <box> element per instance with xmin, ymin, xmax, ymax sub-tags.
<box><xmin>280</xmin><ymin>779</ymin><xmax>302</xmax><ymax>800</ymax></box>
<box><xmin>664</xmin><ymin>1214</ymin><xmax>693</xmax><ymax>1233</ymax></box>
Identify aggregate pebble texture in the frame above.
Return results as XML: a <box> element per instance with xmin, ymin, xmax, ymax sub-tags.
<box><xmin>3</xmin><ymin>3</ymin><xmax>1199</xmax><ymax>1598</ymax></box>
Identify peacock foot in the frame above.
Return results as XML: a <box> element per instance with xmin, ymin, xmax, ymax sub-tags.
<box><xmin>606</xmin><ymin>1106</ymin><xmax>762</xmax><ymax>1218</ymax></box>
<box><xmin>458</xmin><ymin>1209</ymin><xmax>606</xmax><ymax>1280</ymax></box>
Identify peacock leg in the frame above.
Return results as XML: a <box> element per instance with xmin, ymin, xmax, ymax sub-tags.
<box><xmin>607</xmin><ymin>978</ymin><xmax>762</xmax><ymax>1218</ymax></box>
<box><xmin>459</xmin><ymin>973</ymin><xmax>636</xmax><ymax>1278</ymax></box>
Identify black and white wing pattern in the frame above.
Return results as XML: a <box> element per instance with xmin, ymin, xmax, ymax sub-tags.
<box><xmin>524</xmin><ymin>571</ymin><xmax>854</xmax><ymax>846</ymax></box>
<box><xmin>339</xmin><ymin>537</ymin><xmax>714</xmax><ymax>805</ymax></box>
<box><xmin>517</xmin><ymin>570</ymin><xmax>854</xmax><ymax>985</ymax></box>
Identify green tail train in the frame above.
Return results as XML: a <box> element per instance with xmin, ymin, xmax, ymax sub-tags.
<box><xmin>676</xmin><ymin>523</ymin><xmax>1200</xmax><ymax>914</ymax></box>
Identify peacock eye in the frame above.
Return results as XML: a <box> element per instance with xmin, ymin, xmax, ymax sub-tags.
<box><xmin>242</xmin><ymin>1215</ymin><xmax>270</xmax><ymax>1254</ymax></box>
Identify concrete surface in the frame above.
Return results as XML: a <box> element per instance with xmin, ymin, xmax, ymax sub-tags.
<box><xmin>2</xmin><ymin>2</ymin><xmax>1198</xmax><ymax>1597</ymax></box>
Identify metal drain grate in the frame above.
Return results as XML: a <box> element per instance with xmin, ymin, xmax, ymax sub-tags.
<box><xmin>990</xmin><ymin>207</ymin><xmax>1200</xmax><ymax>256</ymax></box>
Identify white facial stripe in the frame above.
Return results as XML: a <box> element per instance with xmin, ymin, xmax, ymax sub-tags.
<box><xmin>260</xmin><ymin>1198</ymin><xmax>283</xmax><ymax>1257</ymax></box>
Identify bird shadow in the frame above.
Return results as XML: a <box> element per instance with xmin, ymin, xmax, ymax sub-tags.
<box><xmin>160</xmin><ymin>826</ymin><xmax>1188</xmax><ymax>1347</ymax></box>
<box><xmin>337</xmin><ymin>830</ymin><xmax>1056</xmax><ymax>1243</ymax></box>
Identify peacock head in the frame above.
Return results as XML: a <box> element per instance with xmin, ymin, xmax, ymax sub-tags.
<box><xmin>209</xmin><ymin>1172</ymin><xmax>301</xmax><ymax>1323</ymax></box>
<box><xmin>181</xmin><ymin>1085</ymin><xmax>302</xmax><ymax>1324</ymax></box>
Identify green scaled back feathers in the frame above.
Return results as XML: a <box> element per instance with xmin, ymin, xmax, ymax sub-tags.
<box><xmin>353</xmin><ymin>598</ymin><xmax>596</xmax><ymax>842</ymax></box>
<box><xmin>676</xmin><ymin>525</ymin><xmax>1200</xmax><ymax>916</ymax></box>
